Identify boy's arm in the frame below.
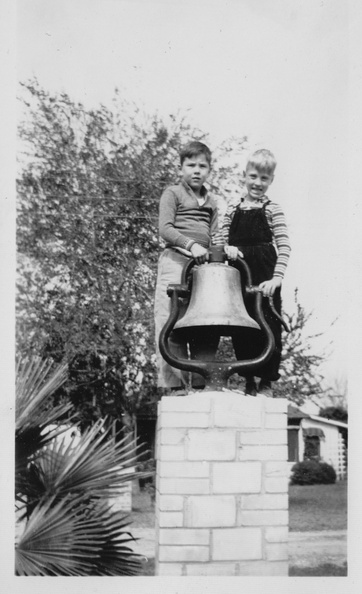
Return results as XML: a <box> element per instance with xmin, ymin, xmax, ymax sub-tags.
<box><xmin>159</xmin><ymin>188</ymin><xmax>196</xmax><ymax>251</ymax></box>
<box><xmin>259</xmin><ymin>202</ymin><xmax>291</xmax><ymax>297</ymax></box>
<box><xmin>269</xmin><ymin>202</ymin><xmax>291</xmax><ymax>279</ymax></box>
<box><xmin>220</xmin><ymin>203</ymin><xmax>237</xmax><ymax>245</ymax></box>
<box><xmin>210</xmin><ymin>205</ymin><xmax>224</xmax><ymax>246</ymax></box>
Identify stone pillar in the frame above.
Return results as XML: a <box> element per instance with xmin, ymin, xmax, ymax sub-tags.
<box><xmin>155</xmin><ymin>391</ymin><xmax>289</xmax><ymax>576</ymax></box>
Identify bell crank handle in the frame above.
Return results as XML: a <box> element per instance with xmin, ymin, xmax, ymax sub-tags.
<box><xmin>159</xmin><ymin>284</ymin><xmax>203</xmax><ymax>375</ymax></box>
<box><xmin>231</xmin><ymin>254</ymin><xmax>290</xmax><ymax>332</ymax></box>
<box><xmin>269</xmin><ymin>297</ymin><xmax>290</xmax><ymax>332</ymax></box>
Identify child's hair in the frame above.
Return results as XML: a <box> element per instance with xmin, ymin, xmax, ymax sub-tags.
<box><xmin>180</xmin><ymin>141</ymin><xmax>212</xmax><ymax>166</ymax></box>
<box><xmin>246</xmin><ymin>149</ymin><xmax>277</xmax><ymax>175</ymax></box>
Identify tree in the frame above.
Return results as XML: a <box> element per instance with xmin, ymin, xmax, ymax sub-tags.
<box><xmin>319</xmin><ymin>406</ymin><xmax>348</xmax><ymax>424</ymax></box>
<box><xmin>17</xmin><ymin>81</ymin><xmax>201</xmax><ymax>426</ymax></box>
<box><xmin>273</xmin><ymin>289</ymin><xmax>331</xmax><ymax>405</ymax></box>
<box><xmin>318</xmin><ymin>375</ymin><xmax>348</xmax><ymax>411</ymax></box>
<box><xmin>220</xmin><ymin>289</ymin><xmax>331</xmax><ymax>406</ymax></box>
<box><xmin>17</xmin><ymin>80</ymin><xmax>249</xmax><ymax>428</ymax></box>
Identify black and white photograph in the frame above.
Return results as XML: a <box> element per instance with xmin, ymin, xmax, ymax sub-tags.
<box><xmin>2</xmin><ymin>0</ymin><xmax>361</xmax><ymax>591</ymax></box>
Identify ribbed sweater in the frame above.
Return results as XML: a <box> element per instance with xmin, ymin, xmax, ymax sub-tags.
<box><xmin>221</xmin><ymin>196</ymin><xmax>291</xmax><ymax>279</ymax></box>
<box><xmin>159</xmin><ymin>180</ymin><xmax>219</xmax><ymax>250</ymax></box>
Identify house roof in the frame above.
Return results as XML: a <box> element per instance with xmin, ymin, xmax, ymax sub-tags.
<box><xmin>287</xmin><ymin>404</ymin><xmax>309</xmax><ymax>419</ymax></box>
<box><xmin>288</xmin><ymin>404</ymin><xmax>348</xmax><ymax>429</ymax></box>
<box><xmin>308</xmin><ymin>414</ymin><xmax>348</xmax><ymax>429</ymax></box>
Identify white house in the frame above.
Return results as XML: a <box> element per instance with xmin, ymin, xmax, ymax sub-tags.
<box><xmin>287</xmin><ymin>405</ymin><xmax>347</xmax><ymax>480</ymax></box>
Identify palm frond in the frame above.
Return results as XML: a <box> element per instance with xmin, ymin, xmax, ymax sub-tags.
<box><xmin>15</xmin><ymin>496</ymin><xmax>142</xmax><ymax>576</ymax></box>
<box><xmin>27</xmin><ymin>419</ymin><xmax>150</xmax><ymax>503</ymax></box>
<box><xmin>15</xmin><ymin>355</ymin><xmax>150</xmax><ymax>576</ymax></box>
<box><xmin>16</xmin><ymin>356</ymin><xmax>69</xmax><ymax>430</ymax></box>
<box><xmin>15</xmin><ymin>356</ymin><xmax>73</xmax><ymax>478</ymax></box>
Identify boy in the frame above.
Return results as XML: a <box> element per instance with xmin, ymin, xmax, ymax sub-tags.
<box><xmin>154</xmin><ymin>140</ymin><xmax>220</xmax><ymax>391</ymax></box>
<box><xmin>222</xmin><ymin>149</ymin><xmax>291</xmax><ymax>397</ymax></box>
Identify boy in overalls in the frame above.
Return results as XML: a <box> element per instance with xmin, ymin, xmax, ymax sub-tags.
<box><xmin>222</xmin><ymin>149</ymin><xmax>291</xmax><ymax>396</ymax></box>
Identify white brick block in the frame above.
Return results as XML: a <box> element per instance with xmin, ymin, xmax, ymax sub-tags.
<box><xmin>158</xmin><ymin>445</ymin><xmax>185</xmax><ymax>461</ymax></box>
<box><xmin>264</xmin><ymin>397</ymin><xmax>288</xmax><ymax>413</ymax></box>
<box><xmin>158</xmin><ymin>511</ymin><xmax>184</xmax><ymax>527</ymax></box>
<box><xmin>159</xmin><ymin>528</ymin><xmax>210</xmax><ymax>545</ymax></box>
<box><xmin>155</xmin><ymin>436</ymin><xmax>160</xmax><ymax>462</ymax></box>
<box><xmin>266</xmin><ymin>542</ymin><xmax>289</xmax><ymax>561</ymax></box>
<box><xmin>238</xmin><ymin>445</ymin><xmax>288</xmax><ymax>461</ymax></box>
<box><xmin>264</xmin><ymin>413</ymin><xmax>287</xmax><ymax>429</ymax></box>
<box><xmin>213</xmin><ymin>462</ymin><xmax>261</xmax><ymax>493</ymax></box>
<box><xmin>186</xmin><ymin>563</ymin><xmax>237</xmax><ymax>576</ymax></box>
<box><xmin>212</xmin><ymin>527</ymin><xmax>262</xmax><ymax>560</ymax></box>
<box><xmin>239</xmin><ymin>430</ymin><xmax>287</xmax><ymax>445</ymax></box>
<box><xmin>157</xmin><ymin>563</ymin><xmax>183</xmax><ymax>576</ymax></box>
<box><xmin>159</xmin><ymin>495</ymin><xmax>184</xmax><ymax>511</ymax></box>
<box><xmin>214</xmin><ymin>395</ymin><xmax>262</xmax><ymax>428</ymax></box>
<box><xmin>265</xmin><ymin>526</ymin><xmax>289</xmax><ymax>542</ymax></box>
<box><xmin>187</xmin><ymin>429</ymin><xmax>236</xmax><ymax>460</ymax></box>
<box><xmin>238</xmin><ymin>510</ymin><xmax>288</xmax><ymax>526</ymax></box>
<box><xmin>159</xmin><ymin>546</ymin><xmax>209</xmax><ymax>563</ymax></box>
<box><xmin>186</xmin><ymin>496</ymin><xmax>236</xmax><ymax>527</ymax></box>
<box><xmin>158</xmin><ymin>461</ymin><xmax>210</xmax><ymax>478</ymax></box>
<box><xmin>264</xmin><ymin>477</ymin><xmax>289</xmax><ymax>493</ymax></box>
<box><xmin>159</xmin><ymin>477</ymin><xmax>210</xmax><ymax>494</ymax></box>
<box><xmin>240</xmin><ymin>494</ymin><xmax>288</xmax><ymax>510</ymax></box>
<box><xmin>160</xmin><ymin>395</ymin><xmax>211</xmax><ymax>412</ymax></box>
<box><xmin>265</xmin><ymin>460</ymin><xmax>289</xmax><ymax>477</ymax></box>
<box><xmin>159</xmin><ymin>412</ymin><xmax>209</xmax><ymax>428</ymax></box>
<box><xmin>237</xmin><ymin>560</ymin><xmax>288</xmax><ymax>576</ymax></box>
<box><xmin>160</xmin><ymin>428</ymin><xmax>187</xmax><ymax>445</ymax></box>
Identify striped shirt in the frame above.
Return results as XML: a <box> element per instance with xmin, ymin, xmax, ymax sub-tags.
<box><xmin>221</xmin><ymin>196</ymin><xmax>291</xmax><ymax>279</ymax></box>
<box><xmin>159</xmin><ymin>180</ymin><xmax>219</xmax><ymax>251</ymax></box>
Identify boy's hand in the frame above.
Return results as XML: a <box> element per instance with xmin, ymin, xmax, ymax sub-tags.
<box><xmin>259</xmin><ymin>277</ymin><xmax>282</xmax><ymax>297</ymax></box>
<box><xmin>190</xmin><ymin>243</ymin><xmax>209</xmax><ymax>264</ymax></box>
<box><xmin>224</xmin><ymin>245</ymin><xmax>244</xmax><ymax>260</ymax></box>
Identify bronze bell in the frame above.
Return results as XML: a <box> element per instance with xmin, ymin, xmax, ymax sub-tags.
<box><xmin>173</xmin><ymin>262</ymin><xmax>260</xmax><ymax>335</ymax></box>
<box><xmin>159</xmin><ymin>248</ymin><xmax>276</xmax><ymax>389</ymax></box>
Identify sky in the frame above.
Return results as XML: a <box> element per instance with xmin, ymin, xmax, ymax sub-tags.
<box><xmin>11</xmin><ymin>0</ymin><xmax>357</xmax><ymax>391</ymax></box>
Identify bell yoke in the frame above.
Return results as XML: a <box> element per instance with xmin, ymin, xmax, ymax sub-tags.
<box><xmin>159</xmin><ymin>246</ymin><xmax>284</xmax><ymax>391</ymax></box>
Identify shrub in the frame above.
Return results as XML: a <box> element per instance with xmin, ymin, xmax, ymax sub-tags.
<box><xmin>290</xmin><ymin>459</ymin><xmax>337</xmax><ymax>485</ymax></box>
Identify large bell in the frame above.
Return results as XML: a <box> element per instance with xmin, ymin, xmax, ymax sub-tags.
<box><xmin>173</xmin><ymin>263</ymin><xmax>260</xmax><ymax>335</ymax></box>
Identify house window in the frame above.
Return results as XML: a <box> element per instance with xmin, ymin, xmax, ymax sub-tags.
<box><xmin>304</xmin><ymin>436</ymin><xmax>320</xmax><ymax>460</ymax></box>
<box><xmin>302</xmin><ymin>427</ymin><xmax>325</xmax><ymax>461</ymax></box>
<box><xmin>288</xmin><ymin>428</ymin><xmax>299</xmax><ymax>462</ymax></box>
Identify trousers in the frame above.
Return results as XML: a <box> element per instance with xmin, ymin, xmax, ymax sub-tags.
<box><xmin>154</xmin><ymin>248</ymin><xmax>219</xmax><ymax>388</ymax></box>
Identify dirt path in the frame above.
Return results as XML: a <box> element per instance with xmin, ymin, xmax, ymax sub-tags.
<box><xmin>288</xmin><ymin>529</ymin><xmax>347</xmax><ymax>567</ymax></box>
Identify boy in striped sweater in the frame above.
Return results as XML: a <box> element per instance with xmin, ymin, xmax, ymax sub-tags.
<box><xmin>222</xmin><ymin>149</ymin><xmax>291</xmax><ymax>397</ymax></box>
<box><xmin>154</xmin><ymin>141</ymin><xmax>220</xmax><ymax>391</ymax></box>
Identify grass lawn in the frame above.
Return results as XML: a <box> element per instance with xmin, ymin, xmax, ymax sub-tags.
<box><xmin>132</xmin><ymin>480</ymin><xmax>348</xmax><ymax>533</ymax></box>
<box><xmin>289</xmin><ymin>480</ymin><xmax>347</xmax><ymax>532</ymax></box>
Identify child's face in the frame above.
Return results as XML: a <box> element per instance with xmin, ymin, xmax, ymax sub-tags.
<box><xmin>181</xmin><ymin>154</ymin><xmax>210</xmax><ymax>192</ymax></box>
<box><xmin>244</xmin><ymin>166</ymin><xmax>274</xmax><ymax>200</ymax></box>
